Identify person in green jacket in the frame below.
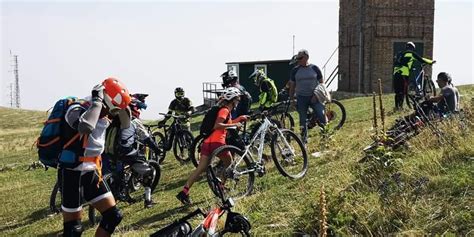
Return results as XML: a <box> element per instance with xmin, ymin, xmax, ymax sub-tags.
<box><xmin>393</xmin><ymin>41</ymin><xmax>435</xmax><ymax>110</ymax></box>
<box><xmin>248</xmin><ymin>69</ymin><xmax>278</xmax><ymax>111</ymax></box>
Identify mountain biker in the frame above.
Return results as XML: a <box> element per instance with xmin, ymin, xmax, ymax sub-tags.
<box><xmin>427</xmin><ymin>72</ymin><xmax>460</xmax><ymax>114</ymax></box>
<box><xmin>221</xmin><ymin>70</ymin><xmax>252</xmax><ymax>118</ymax></box>
<box><xmin>288</xmin><ymin>49</ymin><xmax>326</xmax><ymax>144</ymax></box>
<box><xmin>115</xmin><ymin>94</ymin><xmax>163</xmax><ymax>208</ymax></box>
<box><xmin>60</xmin><ymin>77</ymin><xmax>131</xmax><ymax>237</ymax></box>
<box><xmin>248</xmin><ymin>69</ymin><xmax>278</xmax><ymax>111</ymax></box>
<box><xmin>393</xmin><ymin>41</ymin><xmax>435</xmax><ymax>110</ymax></box>
<box><xmin>176</xmin><ymin>87</ymin><xmax>249</xmax><ymax>205</ymax></box>
<box><xmin>159</xmin><ymin>87</ymin><xmax>195</xmax><ymax>130</ymax></box>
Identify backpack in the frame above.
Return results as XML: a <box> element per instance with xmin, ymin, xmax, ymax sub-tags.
<box><xmin>200</xmin><ymin>106</ymin><xmax>230</xmax><ymax>139</ymax></box>
<box><xmin>36</xmin><ymin>97</ymin><xmax>88</xmax><ymax>169</ymax></box>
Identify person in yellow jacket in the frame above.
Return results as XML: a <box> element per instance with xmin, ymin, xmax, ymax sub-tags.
<box><xmin>248</xmin><ymin>69</ymin><xmax>278</xmax><ymax>111</ymax></box>
<box><xmin>393</xmin><ymin>42</ymin><xmax>435</xmax><ymax>110</ymax></box>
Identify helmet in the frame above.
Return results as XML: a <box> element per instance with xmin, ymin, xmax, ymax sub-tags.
<box><xmin>131</xmin><ymin>93</ymin><xmax>148</xmax><ymax>103</ymax></box>
<box><xmin>175</xmin><ymin>87</ymin><xmax>185</xmax><ymax>99</ymax></box>
<box><xmin>129</xmin><ymin>97</ymin><xmax>147</xmax><ymax>118</ymax></box>
<box><xmin>102</xmin><ymin>77</ymin><xmax>131</xmax><ymax>112</ymax></box>
<box><xmin>249</xmin><ymin>69</ymin><xmax>266</xmax><ymax>86</ymax></box>
<box><xmin>222</xmin><ymin>87</ymin><xmax>241</xmax><ymax>101</ymax></box>
<box><xmin>406</xmin><ymin>42</ymin><xmax>416</xmax><ymax>50</ymax></box>
<box><xmin>221</xmin><ymin>70</ymin><xmax>238</xmax><ymax>88</ymax></box>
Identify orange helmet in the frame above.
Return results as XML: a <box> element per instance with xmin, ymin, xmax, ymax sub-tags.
<box><xmin>102</xmin><ymin>77</ymin><xmax>131</xmax><ymax>112</ymax></box>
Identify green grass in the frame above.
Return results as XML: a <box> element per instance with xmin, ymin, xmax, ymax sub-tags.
<box><xmin>0</xmin><ymin>85</ymin><xmax>473</xmax><ymax>236</ymax></box>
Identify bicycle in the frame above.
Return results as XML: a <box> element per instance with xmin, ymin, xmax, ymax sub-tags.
<box><xmin>103</xmin><ymin>155</ymin><xmax>161</xmax><ymax>205</ymax></box>
<box><xmin>277</xmin><ymin>98</ymin><xmax>346</xmax><ymax>132</ymax></box>
<box><xmin>142</xmin><ymin>123</ymin><xmax>166</xmax><ymax>162</ymax></box>
<box><xmin>206</xmin><ymin>111</ymin><xmax>308</xmax><ymax>200</ymax></box>
<box><xmin>406</xmin><ymin>63</ymin><xmax>437</xmax><ymax>109</ymax></box>
<box><xmin>150</xmin><ymin>165</ymin><xmax>251</xmax><ymax>237</ymax></box>
<box><xmin>152</xmin><ymin>113</ymin><xmax>195</xmax><ymax>163</ymax></box>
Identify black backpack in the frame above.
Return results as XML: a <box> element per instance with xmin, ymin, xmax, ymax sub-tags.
<box><xmin>199</xmin><ymin>106</ymin><xmax>230</xmax><ymax>138</ymax></box>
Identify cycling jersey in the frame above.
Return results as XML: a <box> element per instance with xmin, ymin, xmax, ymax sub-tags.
<box><xmin>168</xmin><ymin>97</ymin><xmax>193</xmax><ymax>115</ymax></box>
<box><xmin>393</xmin><ymin>50</ymin><xmax>433</xmax><ymax>76</ymax></box>
<box><xmin>259</xmin><ymin>78</ymin><xmax>278</xmax><ymax>109</ymax></box>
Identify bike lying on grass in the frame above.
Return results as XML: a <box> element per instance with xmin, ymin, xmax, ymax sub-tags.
<box><xmin>150</xmin><ymin>165</ymin><xmax>251</xmax><ymax>236</ymax></box>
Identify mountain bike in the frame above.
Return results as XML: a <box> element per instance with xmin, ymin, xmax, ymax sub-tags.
<box><xmin>406</xmin><ymin>63</ymin><xmax>437</xmax><ymax>109</ymax></box>
<box><xmin>143</xmin><ymin>123</ymin><xmax>166</xmax><ymax>162</ymax></box>
<box><xmin>49</xmin><ymin>170</ymin><xmax>99</xmax><ymax>224</ymax></box>
<box><xmin>206</xmin><ymin>111</ymin><xmax>308</xmax><ymax>200</ymax></box>
<box><xmin>150</xmin><ymin>165</ymin><xmax>251</xmax><ymax>237</ymax></box>
<box><xmin>278</xmin><ymin>99</ymin><xmax>346</xmax><ymax>132</ymax></box>
<box><xmin>153</xmin><ymin>113</ymin><xmax>194</xmax><ymax>163</ymax></box>
<box><xmin>103</xmin><ymin>156</ymin><xmax>160</xmax><ymax>205</ymax></box>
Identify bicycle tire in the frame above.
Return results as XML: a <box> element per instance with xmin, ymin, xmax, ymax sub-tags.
<box><xmin>148</xmin><ymin>160</ymin><xmax>161</xmax><ymax>193</ymax></box>
<box><xmin>278</xmin><ymin>112</ymin><xmax>295</xmax><ymax>131</ymax></box>
<box><xmin>189</xmin><ymin>134</ymin><xmax>205</xmax><ymax>168</ymax></box>
<box><xmin>325</xmin><ymin>99</ymin><xmax>346</xmax><ymax>130</ymax></box>
<box><xmin>152</xmin><ymin>131</ymin><xmax>166</xmax><ymax>164</ymax></box>
<box><xmin>270</xmin><ymin>129</ymin><xmax>308</xmax><ymax>179</ymax></box>
<box><xmin>423</xmin><ymin>78</ymin><xmax>437</xmax><ymax>98</ymax></box>
<box><xmin>207</xmin><ymin>145</ymin><xmax>254</xmax><ymax>200</ymax></box>
<box><xmin>172</xmin><ymin>130</ymin><xmax>194</xmax><ymax>163</ymax></box>
<box><xmin>50</xmin><ymin>181</ymin><xmax>61</xmax><ymax>214</ymax></box>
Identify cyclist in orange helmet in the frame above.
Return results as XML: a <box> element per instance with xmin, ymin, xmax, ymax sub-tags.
<box><xmin>60</xmin><ymin>77</ymin><xmax>131</xmax><ymax>237</ymax></box>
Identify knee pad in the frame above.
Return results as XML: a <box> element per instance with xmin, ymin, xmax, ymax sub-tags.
<box><xmin>63</xmin><ymin>220</ymin><xmax>83</xmax><ymax>237</ymax></box>
<box><xmin>99</xmin><ymin>206</ymin><xmax>123</xmax><ymax>234</ymax></box>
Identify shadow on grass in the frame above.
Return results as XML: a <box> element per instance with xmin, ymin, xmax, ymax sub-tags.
<box><xmin>0</xmin><ymin>207</ymin><xmax>54</xmax><ymax>233</ymax></box>
<box><xmin>123</xmin><ymin>201</ymin><xmax>205</xmax><ymax>232</ymax></box>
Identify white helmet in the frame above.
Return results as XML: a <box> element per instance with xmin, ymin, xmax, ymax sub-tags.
<box><xmin>406</xmin><ymin>42</ymin><xmax>415</xmax><ymax>50</ymax></box>
<box><xmin>222</xmin><ymin>87</ymin><xmax>241</xmax><ymax>101</ymax></box>
<box><xmin>249</xmin><ymin>69</ymin><xmax>266</xmax><ymax>86</ymax></box>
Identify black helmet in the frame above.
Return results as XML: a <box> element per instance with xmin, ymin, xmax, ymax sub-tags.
<box><xmin>221</xmin><ymin>70</ymin><xmax>238</xmax><ymax>88</ymax></box>
<box><xmin>175</xmin><ymin>87</ymin><xmax>185</xmax><ymax>99</ymax></box>
<box><xmin>406</xmin><ymin>42</ymin><xmax>416</xmax><ymax>50</ymax></box>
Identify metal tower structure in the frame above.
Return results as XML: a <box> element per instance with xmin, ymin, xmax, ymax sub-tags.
<box><xmin>12</xmin><ymin>55</ymin><xmax>20</xmax><ymax>108</ymax></box>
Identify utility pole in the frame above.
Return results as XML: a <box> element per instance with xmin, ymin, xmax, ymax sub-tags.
<box><xmin>292</xmin><ymin>35</ymin><xmax>295</xmax><ymax>56</ymax></box>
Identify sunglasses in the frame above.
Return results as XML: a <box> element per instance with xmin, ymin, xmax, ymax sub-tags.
<box><xmin>296</xmin><ymin>56</ymin><xmax>304</xmax><ymax>60</ymax></box>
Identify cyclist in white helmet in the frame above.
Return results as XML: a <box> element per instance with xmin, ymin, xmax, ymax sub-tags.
<box><xmin>176</xmin><ymin>87</ymin><xmax>249</xmax><ymax>205</ymax></box>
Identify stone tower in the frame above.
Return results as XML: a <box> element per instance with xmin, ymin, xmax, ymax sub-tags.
<box><xmin>338</xmin><ymin>0</ymin><xmax>435</xmax><ymax>93</ymax></box>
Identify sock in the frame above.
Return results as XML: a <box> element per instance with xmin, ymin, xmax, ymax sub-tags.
<box><xmin>145</xmin><ymin>187</ymin><xmax>151</xmax><ymax>201</ymax></box>
<box><xmin>182</xmin><ymin>186</ymin><xmax>190</xmax><ymax>195</ymax></box>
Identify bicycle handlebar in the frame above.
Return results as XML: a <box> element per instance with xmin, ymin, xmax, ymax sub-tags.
<box><xmin>159</xmin><ymin>113</ymin><xmax>189</xmax><ymax>119</ymax></box>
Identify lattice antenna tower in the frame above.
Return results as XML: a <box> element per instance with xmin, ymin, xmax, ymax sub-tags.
<box><xmin>8</xmin><ymin>51</ymin><xmax>21</xmax><ymax>108</ymax></box>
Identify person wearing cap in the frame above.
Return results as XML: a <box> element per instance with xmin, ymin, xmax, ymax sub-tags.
<box><xmin>288</xmin><ymin>49</ymin><xmax>326</xmax><ymax>144</ymax></box>
<box><xmin>393</xmin><ymin>41</ymin><xmax>435</xmax><ymax>110</ymax></box>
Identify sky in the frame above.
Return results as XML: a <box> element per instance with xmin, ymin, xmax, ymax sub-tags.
<box><xmin>1</xmin><ymin>0</ymin><xmax>473</xmax><ymax>119</ymax></box>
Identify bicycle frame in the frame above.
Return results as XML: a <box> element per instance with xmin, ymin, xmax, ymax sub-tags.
<box><xmin>233</xmin><ymin>115</ymin><xmax>295</xmax><ymax>176</ymax></box>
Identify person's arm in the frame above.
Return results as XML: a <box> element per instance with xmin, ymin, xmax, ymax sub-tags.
<box><xmin>77</xmin><ymin>84</ymin><xmax>105</xmax><ymax>134</ymax></box>
<box><xmin>288</xmin><ymin>67</ymin><xmax>298</xmax><ymax>100</ymax></box>
<box><xmin>412</xmin><ymin>51</ymin><xmax>434</xmax><ymax>65</ymax></box>
<box><xmin>312</xmin><ymin>65</ymin><xmax>324</xmax><ymax>84</ymax></box>
<box><xmin>213</xmin><ymin>108</ymin><xmax>239</xmax><ymax>130</ymax></box>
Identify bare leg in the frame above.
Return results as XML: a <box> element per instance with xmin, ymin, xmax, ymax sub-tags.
<box><xmin>184</xmin><ymin>155</ymin><xmax>211</xmax><ymax>189</ymax></box>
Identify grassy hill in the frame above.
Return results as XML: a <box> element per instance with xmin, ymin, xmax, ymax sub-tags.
<box><xmin>0</xmin><ymin>85</ymin><xmax>473</xmax><ymax>236</ymax></box>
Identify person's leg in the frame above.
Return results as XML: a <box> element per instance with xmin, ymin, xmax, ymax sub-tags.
<box><xmin>393</xmin><ymin>74</ymin><xmax>403</xmax><ymax>109</ymax></box>
<box><xmin>84</xmin><ymin>170</ymin><xmax>121</xmax><ymax>237</ymax></box>
<box><xmin>311</xmin><ymin>100</ymin><xmax>327</xmax><ymax>126</ymax></box>
<box><xmin>61</xmin><ymin>168</ymin><xmax>84</xmax><ymax>237</ymax></box>
<box><xmin>296</xmin><ymin>95</ymin><xmax>310</xmax><ymax>143</ymax></box>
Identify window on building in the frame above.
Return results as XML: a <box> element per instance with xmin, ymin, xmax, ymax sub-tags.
<box><xmin>227</xmin><ymin>64</ymin><xmax>239</xmax><ymax>80</ymax></box>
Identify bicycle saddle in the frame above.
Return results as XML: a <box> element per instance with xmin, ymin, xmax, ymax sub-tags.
<box><xmin>131</xmin><ymin>161</ymin><xmax>153</xmax><ymax>175</ymax></box>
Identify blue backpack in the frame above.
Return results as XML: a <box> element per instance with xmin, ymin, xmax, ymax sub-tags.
<box><xmin>37</xmin><ymin>97</ymin><xmax>87</xmax><ymax>169</ymax></box>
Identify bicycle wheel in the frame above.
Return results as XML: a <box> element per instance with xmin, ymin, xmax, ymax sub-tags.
<box><xmin>189</xmin><ymin>134</ymin><xmax>205</xmax><ymax>168</ymax></box>
<box><xmin>279</xmin><ymin>113</ymin><xmax>295</xmax><ymax>131</ymax></box>
<box><xmin>148</xmin><ymin>160</ymin><xmax>161</xmax><ymax>193</ymax></box>
<box><xmin>271</xmin><ymin>129</ymin><xmax>308</xmax><ymax>179</ymax></box>
<box><xmin>325</xmin><ymin>99</ymin><xmax>346</xmax><ymax>130</ymax></box>
<box><xmin>152</xmin><ymin>131</ymin><xmax>166</xmax><ymax>164</ymax></box>
<box><xmin>50</xmin><ymin>182</ymin><xmax>61</xmax><ymax>214</ymax></box>
<box><xmin>423</xmin><ymin>78</ymin><xmax>437</xmax><ymax>98</ymax></box>
<box><xmin>207</xmin><ymin>145</ymin><xmax>254</xmax><ymax>200</ymax></box>
<box><xmin>173</xmin><ymin>130</ymin><xmax>194</xmax><ymax>163</ymax></box>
